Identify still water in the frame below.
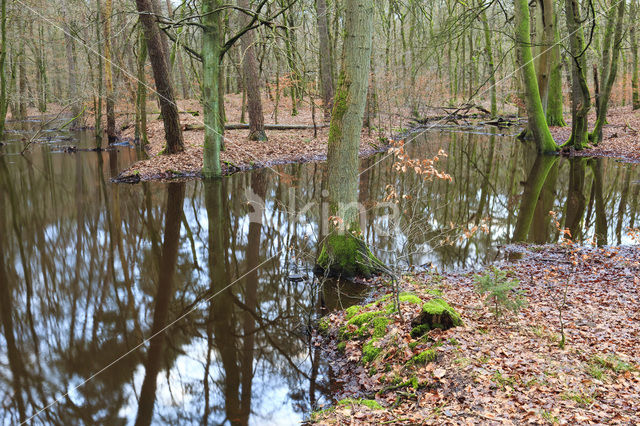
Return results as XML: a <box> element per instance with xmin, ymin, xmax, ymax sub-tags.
<box><xmin>0</xmin><ymin>120</ymin><xmax>638</xmax><ymax>424</ymax></box>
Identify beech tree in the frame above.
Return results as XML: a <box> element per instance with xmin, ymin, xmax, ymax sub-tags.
<box><xmin>316</xmin><ymin>0</ymin><xmax>384</xmax><ymax>278</ymax></box>
<box><xmin>514</xmin><ymin>0</ymin><xmax>557</xmax><ymax>153</ymax></box>
<box><xmin>135</xmin><ymin>0</ymin><xmax>184</xmax><ymax>154</ymax></box>
<box><xmin>238</xmin><ymin>0</ymin><xmax>267</xmax><ymax>141</ymax></box>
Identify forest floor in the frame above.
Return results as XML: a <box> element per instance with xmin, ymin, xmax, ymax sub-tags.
<box><xmin>550</xmin><ymin>105</ymin><xmax>640</xmax><ymax>161</ymax></box>
<box><xmin>310</xmin><ymin>244</ymin><xmax>640</xmax><ymax>425</ymax></box>
<box><xmin>113</xmin><ymin>95</ymin><xmax>390</xmax><ymax>181</ymax></box>
<box><xmin>111</xmin><ymin>98</ymin><xmax>640</xmax><ymax>181</ymax></box>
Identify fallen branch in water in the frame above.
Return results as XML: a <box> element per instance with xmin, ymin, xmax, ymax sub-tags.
<box><xmin>20</xmin><ymin>105</ymin><xmax>71</xmax><ymax>155</ymax></box>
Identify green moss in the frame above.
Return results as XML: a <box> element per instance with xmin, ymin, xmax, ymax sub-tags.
<box><xmin>410</xmin><ymin>324</ymin><xmax>431</xmax><ymax>338</ymax></box>
<box><xmin>345</xmin><ymin>305</ymin><xmax>362</xmax><ymax>320</ymax></box>
<box><xmin>408</xmin><ymin>349</ymin><xmax>437</xmax><ymax>366</ymax></box>
<box><xmin>337</xmin><ymin>398</ymin><xmax>383</xmax><ymax>410</ymax></box>
<box><xmin>399</xmin><ymin>292</ymin><xmax>423</xmax><ymax>304</ymax></box>
<box><xmin>316</xmin><ymin>233</ymin><xmax>382</xmax><ymax>278</ymax></box>
<box><xmin>371</xmin><ymin>317</ymin><xmax>389</xmax><ymax>338</ymax></box>
<box><xmin>318</xmin><ymin>317</ymin><xmax>331</xmax><ymax>335</ymax></box>
<box><xmin>337</xmin><ymin>342</ymin><xmax>346</xmax><ymax>353</ymax></box>
<box><xmin>422</xmin><ymin>298</ymin><xmax>462</xmax><ymax>326</ymax></box>
<box><xmin>347</xmin><ymin>310</ymin><xmax>383</xmax><ymax>327</ymax></box>
<box><xmin>362</xmin><ymin>338</ymin><xmax>382</xmax><ymax>364</ymax></box>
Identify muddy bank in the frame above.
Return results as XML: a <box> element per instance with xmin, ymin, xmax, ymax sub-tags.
<box><xmin>310</xmin><ymin>245</ymin><xmax>640</xmax><ymax>424</ymax></box>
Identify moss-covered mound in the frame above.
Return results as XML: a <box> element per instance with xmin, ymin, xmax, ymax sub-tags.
<box><xmin>410</xmin><ymin>297</ymin><xmax>463</xmax><ymax>337</ymax></box>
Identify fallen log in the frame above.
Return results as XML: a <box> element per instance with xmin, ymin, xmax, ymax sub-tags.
<box><xmin>184</xmin><ymin>123</ymin><xmax>329</xmax><ymax>131</ymax></box>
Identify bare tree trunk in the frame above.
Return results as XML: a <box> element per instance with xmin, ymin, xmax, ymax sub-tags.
<box><xmin>104</xmin><ymin>0</ymin><xmax>117</xmax><ymax>142</ymax></box>
<box><xmin>238</xmin><ymin>0</ymin><xmax>267</xmax><ymax>141</ymax></box>
<box><xmin>136</xmin><ymin>0</ymin><xmax>184</xmax><ymax>153</ymax></box>
<box><xmin>632</xmin><ymin>0</ymin><xmax>640</xmax><ymax>110</ymax></box>
<box><xmin>64</xmin><ymin>6</ymin><xmax>81</xmax><ymax>127</ymax></box>
<box><xmin>316</xmin><ymin>0</ymin><xmax>334</xmax><ymax>119</ymax></box>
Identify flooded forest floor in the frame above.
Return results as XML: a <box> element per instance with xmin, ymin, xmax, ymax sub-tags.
<box><xmin>104</xmin><ymin>97</ymin><xmax>640</xmax><ymax>181</ymax></box>
<box><xmin>311</xmin><ymin>245</ymin><xmax>640</xmax><ymax>424</ymax></box>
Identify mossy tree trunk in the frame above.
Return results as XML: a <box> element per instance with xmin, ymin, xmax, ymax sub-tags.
<box><xmin>546</xmin><ymin>14</ymin><xmax>566</xmax><ymax>126</ymax></box>
<box><xmin>590</xmin><ymin>0</ymin><xmax>625</xmax><ymax>145</ymax></box>
<box><xmin>534</xmin><ymin>0</ymin><xmax>554</xmax><ymax>114</ymax></box>
<box><xmin>316</xmin><ymin>0</ymin><xmax>383</xmax><ymax>279</ymax></box>
<box><xmin>135</xmin><ymin>26</ymin><xmax>148</xmax><ymax>145</ymax></box>
<box><xmin>514</xmin><ymin>0</ymin><xmax>557</xmax><ymax>153</ymax></box>
<box><xmin>563</xmin><ymin>0</ymin><xmax>591</xmax><ymax>149</ymax></box>
<box><xmin>631</xmin><ymin>0</ymin><xmax>640</xmax><ymax>110</ymax></box>
<box><xmin>201</xmin><ymin>0</ymin><xmax>223</xmax><ymax>178</ymax></box>
<box><xmin>0</xmin><ymin>0</ymin><xmax>8</xmax><ymax>136</ymax></box>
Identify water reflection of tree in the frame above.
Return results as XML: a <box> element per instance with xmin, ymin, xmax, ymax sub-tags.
<box><xmin>135</xmin><ymin>182</ymin><xmax>185</xmax><ymax>426</ymax></box>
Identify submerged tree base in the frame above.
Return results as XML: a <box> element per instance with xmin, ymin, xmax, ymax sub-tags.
<box><xmin>315</xmin><ymin>233</ymin><xmax>386</xmax><ymax>279</ymax></box>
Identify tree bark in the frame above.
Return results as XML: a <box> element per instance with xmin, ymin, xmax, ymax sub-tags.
<box><xmin>317</xmin><ymin>0</ymin><xmax>383</xmax><ymax>278</ymax></box>
<box><xmin>316</xmin><ymin>0</ymin><xmax>334</xmax><ymax>119</ymax></box>
<box><xmin>514</xmin><ymin>0</ymin><xmax>557</xmax><ymax>152</ymax></box>
<box><xmin>546</xmin><ymin>13</ymin><xmax>566</xmax><ymax>126</ymax></box>
<box><xmin>591</xmin><ymin>0</ymin><xmax>625</xmax><ymax>145</ymax></box>
<box><xmin>104</xmin><ymin>0</ymin><xmax>117</xmax><ymax>142</ymax></box>
<box><xmin>563</xmin><ymin>0</ymin><xmax>591</xmax><ymax>149</ymax></box>
<box><xmin>0</xmin><ymin>0</ymin><xmax>8</xmax><ymax>134</ymax></box>
<box><xmin>238</xmin><ymin>0</ymin><xmax>267</xmax><ymax>141</ymax></box>
<box><xmin>135</xmin><ymin>0</ymin><xmax>184</xmax><ymax>154</ymax></box>
<box><xmin>202</xmin><ymin>0</ymin><xmax>223</xmax><ymax>177</ymax></box>
<box><xmin>632</xmin><ymin>0</ymin><xmax>640</xmax><ymax>110</ymax></box>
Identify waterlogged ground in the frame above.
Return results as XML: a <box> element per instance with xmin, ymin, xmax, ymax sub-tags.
<box><xmin>1</xmin><ymin>118</ymin><xmax>640</xmax><ymax>424</ymax></box>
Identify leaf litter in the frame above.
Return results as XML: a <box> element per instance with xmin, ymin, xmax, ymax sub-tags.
<box><xmin>310</xmin><ymin>245</ymin><xmax>640</xmax><ymax>424</ymax></box>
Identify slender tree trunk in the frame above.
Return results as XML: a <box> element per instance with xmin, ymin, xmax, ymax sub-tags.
<box><xmin>546</xmin><ymin>13</ymin><xmax>566</xmax><ymax>126</ymax></box>
<box><xmin>563</xmin><ymin>0</ymin><xmax>591</xmax><ymax>149</ymax></box>
<box><xmin>104</xmin><ymin>0</ymin><xmax>117</xmax><ymax>142</ymax></box>
<box><xmin>136</xmin><ymin>0</ymin><xmax>184</xmax><ymax>154</ymax></box>
<box><xmin>316</xmin><ymin>0</ymin><xmax>334</xmax><ymax>119</ymax></box>
<box><xmin>135</xmin><ymin>25</ymin><xmax>149</xmax><ymax>145</ymax></box>
<box><xmin>202</xmin><ymin>0</ymin><xmax>223</xmax><ymax>177</ymax></box>
<box><xmin>514</xmin><ymin>0</ymin><xmax>557</xmax><ymax>152</ymax></box>
<box><xmin>479</xmin><ymin>4</ymin><xmax>497</xmax><ymax>117</ymax></box>
<box><xmin>535</xmin><ymin>0</ymin><xmax>554</xmax><ymax>113</ymax></box>
<box><xmin>64</xmin><ymin>6</ymin><xmax>81</xmax><ymax>127</ymax></box>
<box><xmin>317</xmin><ymin>0</ymin><xmax>382</xmax><ymax>278</ymax></box>
<box><xmin>591</xmin><ymin>0</ymin><xmax>625</xmax><ymax>145</ymax></box>
<box><xmin>632</xmin><ymin>0</ymin><xmax>640</xmax><ymax>110</ymax></box>
<box><xmin>95</xmin><ymin>0</ymin><xmax>104</xmax><ymax>143</ymax></box>
<box><xmin>238</xmin><ymin>0</ymin><xmax>267</xmax><ymax>141</ymax></box>
<box><xmin>0</xmin><ymin>0</ymin><xmax>8</xmax><ymax>135</ymax></box>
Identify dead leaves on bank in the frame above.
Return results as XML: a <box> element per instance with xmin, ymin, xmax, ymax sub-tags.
<box><xmin>311</xmin><ymin>246</ymin><xmax>640</xmax><ymax>424</ymax></box>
